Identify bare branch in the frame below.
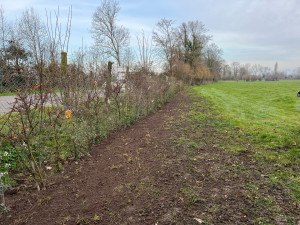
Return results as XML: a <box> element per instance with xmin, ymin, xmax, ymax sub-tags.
<box><xmin>91</xmin><ymin>0</ymin><xmax>129</xmax><ymax>66</ymax></box>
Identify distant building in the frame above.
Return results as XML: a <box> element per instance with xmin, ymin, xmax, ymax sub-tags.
<box><xmin>112</xmin><ymin>66</ymin><xmax>131</xmax><ymax>82</ymax></box>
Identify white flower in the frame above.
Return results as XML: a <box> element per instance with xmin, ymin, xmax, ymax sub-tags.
<box><xmin>5</xmin><ymin>163</ymin><xmax>11</xmax><ymax>169</ymax></box>
<box><xmin>0</xmin><ymin>171</ymin><xmax>8</xmax><ymax>177</ymax></box>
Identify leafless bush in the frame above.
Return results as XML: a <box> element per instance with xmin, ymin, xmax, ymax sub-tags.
<box><xmin>242</xmin><ymin>74</ymin><xmax>259</xmax><ymax>82</ymax></box>
<box><xmin>0</xmin><ymin>5</ymin><xmax>181</xmax><ymax>199</ymax></box>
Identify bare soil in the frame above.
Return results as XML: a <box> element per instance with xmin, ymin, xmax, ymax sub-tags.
<box><xmin>1</xmin><ymin>90</ymin><xmax>298</xmax><ymax>224</ymax></box>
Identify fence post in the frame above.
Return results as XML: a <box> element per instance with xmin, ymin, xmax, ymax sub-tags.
<box><xmin>105</xmin><ymin>61</ymin><xmax>113</xmax><ymax>104</ymax></box>
<box><xmin>61</xmin><ymin>52</ymin><xmax>70</xmax><ymax>108</ymax></box>
<box><xmin>61</xmin><ymin>52</ymin><xmax>67</xmax><ymax>76</ymax></box>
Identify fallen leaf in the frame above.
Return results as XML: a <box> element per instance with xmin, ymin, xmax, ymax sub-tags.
<box><xmin>194</xmin><ymin>218</ymin><xmax>204</xmax><ymax>224</ymax></box>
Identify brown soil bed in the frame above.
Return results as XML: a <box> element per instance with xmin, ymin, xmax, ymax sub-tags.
<box><xmin>0</xmin><ymin>90</ymin><xmax>298</xmax><ymax>225</ymax></box>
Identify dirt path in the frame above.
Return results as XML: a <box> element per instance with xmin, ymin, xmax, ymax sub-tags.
<box><xmin>1</xmin><ymin>90</ymin><xmax>298</xmax><ymax>224</ymax></box>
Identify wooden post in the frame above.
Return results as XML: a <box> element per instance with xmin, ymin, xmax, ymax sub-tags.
<box><xmin>105</xmin><ymin>61</ymin><xmax>113</xmax><ymax>104</ymax></box>
<box><xmin>61</xmin><ymin>51</ymin><xmax>70</xmax><ymax>107</ymax></box>
<box><xmin>61</xmin><ymin>52</ymin><xmax>67</xmax><ymax>75</ymax></box>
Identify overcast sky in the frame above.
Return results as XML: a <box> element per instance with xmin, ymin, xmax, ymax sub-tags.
<box><xmin>1</xmin><ymin>0</ymin><xmax>299</xmax><ymax>71</ymax></box>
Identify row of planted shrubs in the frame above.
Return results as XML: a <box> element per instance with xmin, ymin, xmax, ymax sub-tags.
<box><xmin>0</xmin><ymin>72</ymin><xmax>181</xmax><ymax>194</ymax></box>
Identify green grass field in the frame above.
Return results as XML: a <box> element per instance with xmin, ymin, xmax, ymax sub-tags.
<box><xmin>192</xmin><ymin>80</ymin><xmax>300</xmax><ymax>148</ymax></box>
<box><xmin>191</xmin><ymin>80</ymin><xmax>300</xmax><ymax>202</ymax></box>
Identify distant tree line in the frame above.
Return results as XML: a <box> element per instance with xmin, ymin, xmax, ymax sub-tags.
<box><xmin>221</xmin><ymin>61</ymin><xmax>299</xmax><ymax>82</ymax></box>
<box><xmin>152</xmin><ymin>19</ymin><xmax>223</xmax><ymax>84</ymax></box>
<box><xmin>3</xmin><ymin>0</ymin><xmax>298</xmax><ymax>93</ymax></box>
<box><xmin>91</xmin><ymin>1</ymin><xmax>225</xmax><ymax>84</ymax></box>
<box><xmin>0</xmin><ymin>0</ymin><xmax>226</xmax><ymax>93</ymax></box>
<box><xmin>289</xmin><ymin>67</ymin><xmax>300</xmax><ymax>80</ymax></box>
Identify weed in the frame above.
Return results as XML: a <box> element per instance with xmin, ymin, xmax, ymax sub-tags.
<box><xmin>0</xmin><ymin>203</ymin><xmax>9</xmax><ymax>214</ymax></box>
<box><xmin>92</xmin><ymin>213</ymin><xmax>100</xmax><ymax>221</ymax></box>
<box><xmin>109</xmin><ymin>164</ymin><xmax>124</xmax><ymax>170</ymax></box>
<box><xmin>76</xmin><ymin>215</ymin><xmax>90</xmax><ymax>225</ymax></box>
<box><xmin>37</xmin><ymin>196</ymin><xmax>52</xmax><ymax>206</ymax></box>
<box><xmin>180</xmin><ymin>187</ymin><xmax>205</xmax><ymax>205</ymax></box>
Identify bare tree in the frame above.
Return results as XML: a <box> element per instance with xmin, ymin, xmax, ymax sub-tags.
<box><xmin>45</xmin><ymin>6</ymin><xmax>72</xmax><ymax>63</ymax></box>
<box><xmin>18</xmin><ymin>8</ymin><xmax>48</xmax><ymax>72</ymax></box>
<box><xmin>204</xmin><ymin>43</ymin><xmax>223</xmax><ymax>81</ymax></box>
<box><xmin>152</xmin><ymin>18</ymin><xmax>178</xmax><ymax>76</ymax></box>
<box><xmin>0</xmin><ymin>8</ymin><xmax>9</xmax><ymax>92</ymax></box>
<box><xmin>222</xmin><ymin>64</ymin><xmax>231</xmax><ymax>80</ymax></box>
<box><xmin>122</xmin><ymin>47</ymin><xmax>135</xmax><ymax>69</ymax></box>
<box><xmin>136</xmin><ymin>31</ymin><xmax>153</xmax><ymax>72</ymax></box>
<box><xmin>260</xmin><ymin>66</ymin><xmax>271</xmax><ymax>78</ymax></box>
<box><xmin>91</xmin><ymin>0</ymin><xmax>129</xmax><ymax>66</ymax></box>
<box><xmin>251</xmin><ymin>64</ymin><xmax>262</xmax><ymax>76</ymax></box>
<box><xmin>242</xmin><ymin>63</ymin><xmax>251</xmax><ymax>76</ymax></box>
<box><xmin>231</xmin><ymin>61</ymin><xmax>240</xmax><ymax>82</ymax></box>
<box><xmin>0</xmin><ymin>7</ymin><xmax>9</xmax><ymax>61</ymax></box>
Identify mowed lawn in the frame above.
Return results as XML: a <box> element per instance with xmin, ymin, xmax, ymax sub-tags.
<box><xmin>191</xmin><ymin>80</ymin><xmax>300</xmax><ymax>201</ymax></box>
<box><xmin>191</xmin><ymin>80</ymin><xmax>300</xmax><ymax>149</ymax></box>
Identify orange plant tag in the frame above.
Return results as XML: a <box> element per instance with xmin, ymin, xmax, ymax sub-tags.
<box><xmin>65</xmin><ymin>110</ymin><xmax>72</xmax><ymax>119</ymax></box>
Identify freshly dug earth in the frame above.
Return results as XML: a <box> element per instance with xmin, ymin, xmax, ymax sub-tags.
<box><xmin>1</xmin><ymin>90</ymin><xmax>298</xmax><ymax>224</ymax></box>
